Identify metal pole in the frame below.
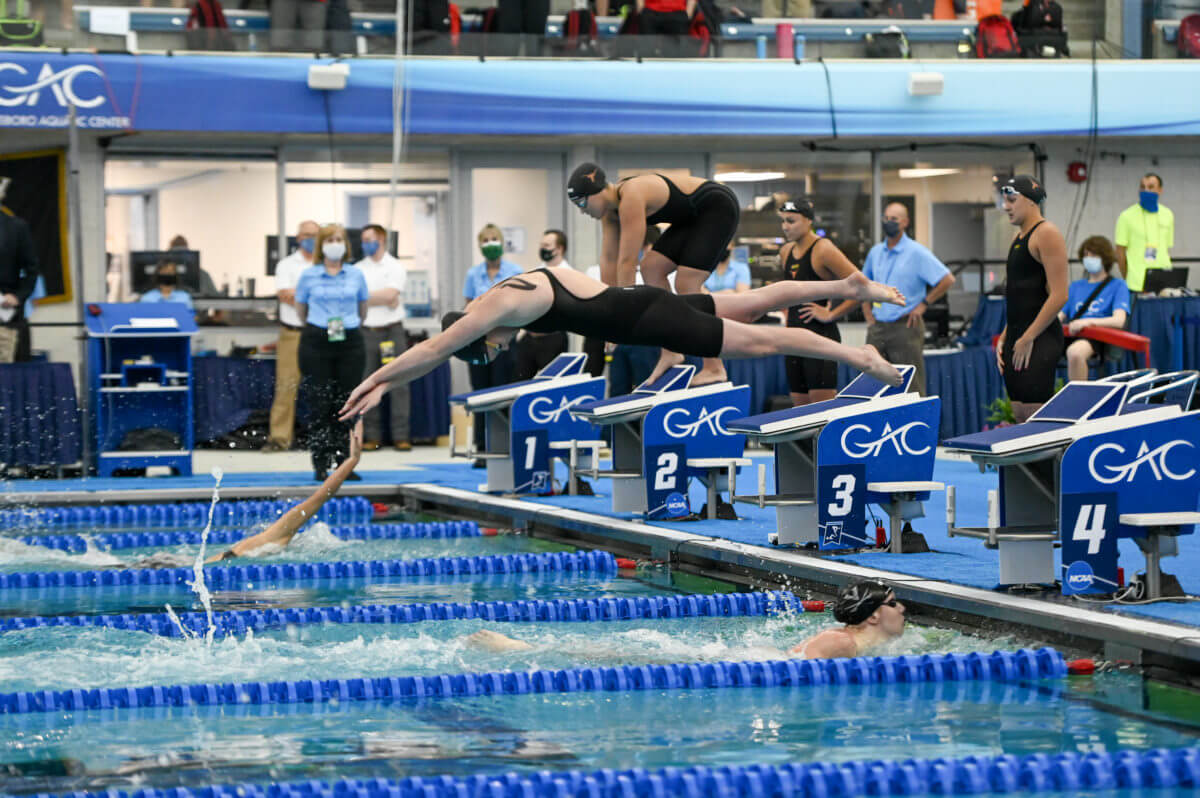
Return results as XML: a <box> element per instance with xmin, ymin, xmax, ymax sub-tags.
<box><xmin>67</xmin><ymin>106</ymin><xmax>92</xmax><ymax>474</ymax></box>
<box><xmin>276</xmin><ymin>146</ymin><xmax>287</xmax><ymax>262</ymax></box>
<box><xmin>870</xmin><ymin>149</ymin><xmax>882</xmax><ymax>246</ymax></box>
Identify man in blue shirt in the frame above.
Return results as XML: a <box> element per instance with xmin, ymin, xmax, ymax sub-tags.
<box><xmin>462</xmin><ymin>224</ymin><xmax>522</xmax><ymax>463</ymax></box>
<box><xmin>703</xmin><ymin>250</ymin><xmax>751</xmax><ymax>294</ymax></box>
<box><xmin>138</xmin><ymin>263</ymin><xmax>194</xmax><ymax>311</ymax></box>
<box><xmin>861</xmin><ymin>203</ymin><xmax>954</xmax><ymax>396</ymax></box>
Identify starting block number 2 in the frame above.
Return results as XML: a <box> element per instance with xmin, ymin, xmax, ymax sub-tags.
<box><xmin>1072</xmin><ymin>503</ymin><xmax>1107</xmax><ymax>555</ymax></box>
<box><xmin>827</xmin><ymin>474</ymin><xmax>856</xmax><ymax>517</ymax></box>
<box><xmin>655</xmin><ymin>452</ymin><xmax>679</xmax><ymax>490</ymax></box>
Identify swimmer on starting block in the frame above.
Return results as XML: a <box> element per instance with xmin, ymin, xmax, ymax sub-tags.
<box><xmin>129</xmin><ymin>422</ymin><xmax>363</xmax><ymax>569</ymax></box>
<box><xmin>465</xmin><ymin>579</ymin><xmax>907</xmax><ymax>660</ymax></box>
<box><xmin>338</xmin><ymin>268</ymin><xmax>906</xmax><ymax>421</ymax></box>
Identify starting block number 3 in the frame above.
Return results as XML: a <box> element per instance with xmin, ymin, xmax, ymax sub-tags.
<box><xmin>828</xmin><ymin>474</ymin><xmax>856</xmax><ymax>517</ymax></box>
<box><xmin>655</xmin><ymin>452</ymin><xmax>679</xmax><ymax>490</ymax></box>
<box><xmin>1072</xmin><ymin>503</ymin><xmax>1107</xmax><ymax>555</ymax></box>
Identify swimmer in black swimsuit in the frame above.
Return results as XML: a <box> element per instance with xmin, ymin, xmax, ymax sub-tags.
<box><xmin>339</xmin><ymin>268</ymin><xmax>908</xmax><ymax>421</ymax></box>
<box><xmin>996</xmin><ymin>175</ymin><xmax>1069</xmax><ymax>422</ymax></box>
<box><xmin>567</xmin><ymin>163</ymin><xmax>740</xmax><ymax>386</ymax></box>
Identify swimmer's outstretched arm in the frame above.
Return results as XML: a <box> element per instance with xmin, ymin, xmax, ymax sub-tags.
<box><xmin>206</xmin><ymin>422</ymin><xmax>363</xmax><ymax>563</ymax></box>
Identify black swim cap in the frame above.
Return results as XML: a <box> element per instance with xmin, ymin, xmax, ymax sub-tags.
<box><xmin>833</xmin><ymin>580</ymin><xmax>893</xmax><ymax>626</ymax></box>
<box><xmin>1002</xmin><ymin>174</ymin><xmax>1046</xmax><ymax>204</ymax></box>
<box><xmin>779</xmin><ymin>199</ymin><xmax>815</xmax><ymax>220</ymax></box>
<box><xmin>441</xmin><ymin>311</ymin><xmax>490</xmax><ymax>365</ymax></box>
<box><xmin>567</xmin><ymin>163</ymin><xmax>607</xmax><ymax>203</ymax></box>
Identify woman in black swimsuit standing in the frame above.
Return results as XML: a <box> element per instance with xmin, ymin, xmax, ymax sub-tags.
<box><xmin>777</xmin><ymin>199</ymin><xmax>862</xmax><ymax>406</ymax></box>
<box><xmin>996</xmin><ymin>175</ymin><xmax>1069</xmax><ymax>422</ymax></box>
<box><xmin>567</xmin><ymin>163</ymin><xmax>740</xmax><ymax>385</ymax></box>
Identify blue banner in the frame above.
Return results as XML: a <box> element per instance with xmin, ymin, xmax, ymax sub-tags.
<box><xmin>2</xmin><ymin>53</ymin><xmax>1199</xmax><ymax>136</ymax></box>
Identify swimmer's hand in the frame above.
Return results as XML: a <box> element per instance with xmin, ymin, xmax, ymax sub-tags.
<box><xmin>466</xmin><ymin>629</ymin><xmax>533</xmax><ymax>653</ymax></box>
<box><xmin>340</xmin><ymin>378</ymin><xmax>387</xmax><ymax>421</ymax></box>
<box><xmin>846</xmin><ymin>271</ymin><xmax>906</xmax><ymax>307</ymax></box>
<box><xmin>348</xmin><ymin>418</ymin><xmax>364</xmax><ymax>462</ymax></box>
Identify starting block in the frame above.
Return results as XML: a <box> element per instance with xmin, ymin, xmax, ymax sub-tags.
<box><xmin>570</xmin><ymin>365</ymin><xmax>750</xmax><ymax>520</ymax></box>
<box><xmin>449</xmin><ymin>354</ymin><xmax>605</xmax><ymax>494</ymax></box>
<box><xmin>726</xmin><ymin>366</ymin><xmax>942</xmax><ymax>551</ymax></box>
<box><xmin>943</xmin><ymin>375</ymin><xmax>1200</xmax><ymax>594</ymax></box>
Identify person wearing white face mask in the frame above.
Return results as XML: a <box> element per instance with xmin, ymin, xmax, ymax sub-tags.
<box><xmin>1059</xmin><ymin>235</ymin><xmax>1132</xmax><ymax>382</ymax></box>
<box><xmin>294</xmin><ymin>223</ymin><xmax>369</xmax><ymax>481</ymax></box>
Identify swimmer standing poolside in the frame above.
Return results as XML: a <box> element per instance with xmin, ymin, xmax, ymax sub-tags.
<box><xmin>467</xmin><ymin>579</ymin><xmax>907</xmax><ymax>659</ymax></box>
<box><xmin>568</xmin><ymin>163</ymin><xmax>740</xmax><ymax>386</ymax></box>
<box><xmin>337</xmin><ymin>268</ymin><xmax>906</xmax><ymax>421</ymax></box>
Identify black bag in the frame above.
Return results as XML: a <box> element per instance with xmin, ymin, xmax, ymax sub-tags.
<box><xmin>1011</xmin><ymin>0</ymin><xmax>1063</xmax><ymax>32</ymax></box>
<box><xmin>865</xmin><ymin>28</ymin><xmax>910</xmax><ymax>58</ymax></box>
<box><xmin>118</xmin><ymin>428</ymin><xmax>183</xmax><ymax>452</ymax></box>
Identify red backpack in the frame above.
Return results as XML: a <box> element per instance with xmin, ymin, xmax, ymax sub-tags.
<box><xmin>1180</xmin><ymin>14</ymin><xmax>1200</xmax><ymax>58</ymax></box>
<box><xmin>975</xmin><ymin>14</ymin><xmax>1019</xmax><ymax>58</ymax></box>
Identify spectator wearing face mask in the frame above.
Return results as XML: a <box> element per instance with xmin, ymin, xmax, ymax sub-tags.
<box><xmin>263</xmin><ymin>219</ymin><xmax>320</xmax><ymax>453</ymax></box>
<box><xmin>1060</xmin><ymin>235</ymin><xmax>1131</xmax><ymax>382</ymax></box>
<box><xmin>139</xmin><ymin>262</ymin><xmax>194</xmax><ymax>310</ymax></box>
<box><xmin>1115</xmin><ymin>173</ymin><xmax>1174</xmax><ymax>293</ymax></box>
<box><xmin>295</xmin><ymin>223</ymin><xmax>368</xmax><ymax>482</ymax></box>
<box><xmin>462</xmin><ymin>224</ymin><xmax>522</xmax><ymax>464</ymax></box>
<box><xmin>512</xmin><ymin>229</ymin><xmax>571</xmax><ymax>382</ymax></box>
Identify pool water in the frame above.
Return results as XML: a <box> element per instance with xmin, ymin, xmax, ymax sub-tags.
<box><xmin>3</xmin><ymin>674</ymin><xmax>1198</xmax><ymax>795</ymax></box>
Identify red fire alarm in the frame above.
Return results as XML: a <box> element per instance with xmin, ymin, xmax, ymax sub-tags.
<box><xmin>1067</xmin><ymin>161</ymin><xmax>1088</xmax><ymax>183</ymax></box>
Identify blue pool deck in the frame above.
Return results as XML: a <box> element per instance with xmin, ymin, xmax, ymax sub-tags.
<box><xmin>4</xmin><ymin>456</ymin><xmax>1200</xmax><ymax>637</ymax></box>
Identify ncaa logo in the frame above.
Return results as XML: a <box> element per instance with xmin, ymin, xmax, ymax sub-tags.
<box><xmin>840</xmin><ymin>421</ymin><xmax>932</xmax><ymax>459</ymax></box>
<box><xmin>662</xmin><ymin>406</ymin><xmax>738</xmax><ymax>439</ymax></box>
<box><xmin>665</xmin><ymin>492</ymin><xmax>689</xmax><ymax>516</ymax></box>
<box><xmin>820</xmin><ymin>522</ymin><xmax>844</xmax><ymax>546</ymax></box>
<box><xmin>1086</xmin><ymin>440</ymin><xmax>1195</xmax><ymax>485</ymax></box>
<box><xmin>1064</xmin><ymin>560</ymin><xmax>1095</xmax><ymax>590</ymax></box>
<box><xmin>0</xmin><ymin>63</ymin><xmax>107</xmax><ymax>109</ymax></box>
<box><xmin>527</xmin><ymin>395</ymin><xmax>596</xmax><ymax>425</ymax></box>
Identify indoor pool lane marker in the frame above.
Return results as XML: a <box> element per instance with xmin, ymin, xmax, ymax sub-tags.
<box><xmin>1</xmin><ymin>591</ymin><xmax>812</xmax><ymax>639</ymax></box>
<box><xmin>0</xmin><ymin>647</ymin><xmax>1068</xmax><ymax>715</ymax></box>
<box><xmin>0</xmin><ymin>550</ymin><xmax>617</xmax><ymax>591</ymax></box>
<box><xmin>26</xmin><ymin>744</ymin><xmax>1200</xmax><ymax>797</ymax></box>
<box><xmin>0</xmin><ymin>496</ymin><xmax>374</xmax><ymax>530</ymax></box>
<box><xmin>18</xmin><ymin>521</ymin><xmax>482</xmax><ymax>553</ymax></box>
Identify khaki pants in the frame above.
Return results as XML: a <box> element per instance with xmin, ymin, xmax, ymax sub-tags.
<box><xmin>866</xmin><ymin>316</ymin><xmax>927</xmax><ymax>396</ymax></box>
<box><xmin>268</xmin><ymin>326</ymin><xmax>302</xmax><ymax>446</ymax></box>
<box><xmin>0</xmin><ymin>326</ymin><xmax>17</xmax><ymax>363</ymax></box>
<box><xmin>361</xmin><ymin>323</ymin><xmax>411</xmax><ymax>443</ymax></box>
<box><xmin>759</xmin><ymin>0</ymin><xmax>813</xmax><ymax>17</ymax></box>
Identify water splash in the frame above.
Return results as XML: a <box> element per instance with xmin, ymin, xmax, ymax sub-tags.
<box><xmin>189</xmin><ymin>467</ymin><xmax>223</xmax><ymax>646</ymax></box>
<box><xmin>163</xmin><ymin>603</ymin><xmax>196</xmax><ymax>640</ymax></box>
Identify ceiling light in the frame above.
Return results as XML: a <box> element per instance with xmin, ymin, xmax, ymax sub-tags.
<box><xmin>714</xmin><ymin>171</ymin><xmax>787</xmax><ymax>183</ymax></box>
<box><xmin>897</xmin><ymin>168</ymin><xmax>962</xmax><ymax>179</ymax></box>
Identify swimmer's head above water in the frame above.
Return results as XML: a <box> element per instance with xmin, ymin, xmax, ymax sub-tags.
<box><xmin>833</xmin><ymin>579</ymin><xmax>907</xmax><ymax>635</ymax></box>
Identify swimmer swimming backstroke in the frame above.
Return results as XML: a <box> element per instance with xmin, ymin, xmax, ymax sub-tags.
<box><xmin>338</xmin><ymin>268</ymin><xmax>905</xmax><ymax>421</ymax></box>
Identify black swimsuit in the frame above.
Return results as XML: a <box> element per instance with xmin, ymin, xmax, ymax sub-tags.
<box><xmin>625</xmin><ymin>175</ymin><xmax>740</xmax><ymax>272</ymax></box>
<box><xmin>1002</xmin><ymin>220</ymin><xmax>1064</xmax><ymax>403</ymax></box>
<box><xmin>783</xmin><ymin>239</ymin><xmax>840</xmax><ymax>394</ymax></box>
<box><xmin>522</xmin><ymin>269</ymin><xmax>725</xmax><ymax>358</ymax></box>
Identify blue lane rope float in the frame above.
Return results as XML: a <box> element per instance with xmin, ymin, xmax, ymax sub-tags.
<box><xmin>0</xmin><ymin>647</ymin><xmax>1067</xmax><ymax>715</ymax></box>
<box><xmin>0</xmin><ymin>591</ymin><xmax>801</xmax><ymax>639</ymax></box>
<box><xmin>27</xmin><ymin>745</ymin><xmax>1200</xmax><ymax>797</ymax></box>
<box><xmin>17</xmin><ymin>520</ymin><xmax>481</xmax><ymax>553</ymax></box>
<box><xmin>0</xmin><ymin>496</ymin><xmax>373</xmax><ymax>530</ymax></box>
<box><xmin>0</xmin><ymin>550</ymin><xmax>617</xmax><ymax>592</ymax></box>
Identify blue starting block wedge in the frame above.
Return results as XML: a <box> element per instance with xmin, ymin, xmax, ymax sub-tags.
<box><xmin>449</xmin><ymin>354</ymin><xmax>605</xmax><ymax>494</ymax></box>
<box><xmin>726</xmin><ymin>365</ymin><xmax>942</xmax><ymax>551</ymax></box>
<box><xmin>942</xmin><ymin>380</ymin><xmax>1190</xmax><ymax>591</ymax></box>
<box><xmin>571</xmin><ymin>365</ymin><xmax>750</xmax><ymax>520</ymax></box>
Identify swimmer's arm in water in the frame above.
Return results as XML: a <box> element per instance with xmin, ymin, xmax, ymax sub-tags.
<box><xmin>466</xmin><ymin>629</ymin><xmax>534</xmax><ymax>653</ymax></box>
<box><xmin>206</xmin><ymin>422</ymin><xmax>363</xmax><ymax>562</ymax></box>
<box><xmin>615</xmin><ymin>192</ymin><xmax>648</xmax><ymax>287</ymax></box>
<box><xmin>787</xmin><ymin>629</ymin><xmax>857</xmax><ymax>660</ymax></box>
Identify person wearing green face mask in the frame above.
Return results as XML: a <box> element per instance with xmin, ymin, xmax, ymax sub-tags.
<box><xmin>461</xmin><ymin>223</ymin><xmax>522</xmax><ymax>464</ymax></box>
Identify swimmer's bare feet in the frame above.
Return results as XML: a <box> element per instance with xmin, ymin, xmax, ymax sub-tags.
<box><xmin>846</xmin><ymin>271</ymin><xmax>906</xmax><ymax>307</ymax></box>
<box><xmin>691</xmin><ymin>357</ymin><xmax>728</xmax><ymax>387</ymax></box>
<box><xmin>466</xmin><ymin>629</ymin><xmax>533</xmax><ymax>653</ymax></box>
<box><xmin>645</xmin><ymin>349</ymin><xmax>686</xmax><ymax>386</ymax></box>
<box><xmin>857</xmin><ymin>345</ymin><xmax>903</xmax><ymax>386</ymax></box>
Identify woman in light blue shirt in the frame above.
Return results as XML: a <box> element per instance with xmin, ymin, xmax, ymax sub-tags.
<box><xmin>703</xmin><ymin>250</ymin><xmax>751</xmax><ymax>294</ymax></box>
<box><xmin>295</xmin><ymin>223</ymin><xmax>368</xmax><ymax>480</ymax></box>
<box><xmin>1059</xmin><ymin>235</ymin><xmax>1132</xmax><ymax>382</ymax></box>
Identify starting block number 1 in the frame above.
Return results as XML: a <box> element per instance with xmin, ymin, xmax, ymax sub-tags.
<box><xmin>827</xmin><ymin>474</ymin><xmax>856</xmax><ymax>517</ymax></box>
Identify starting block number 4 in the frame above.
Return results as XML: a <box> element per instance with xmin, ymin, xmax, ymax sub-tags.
<box><xmin>1072</xmin><ymin>503</ymin><xmax>1107</xmax><ymax>555</ymax></box>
